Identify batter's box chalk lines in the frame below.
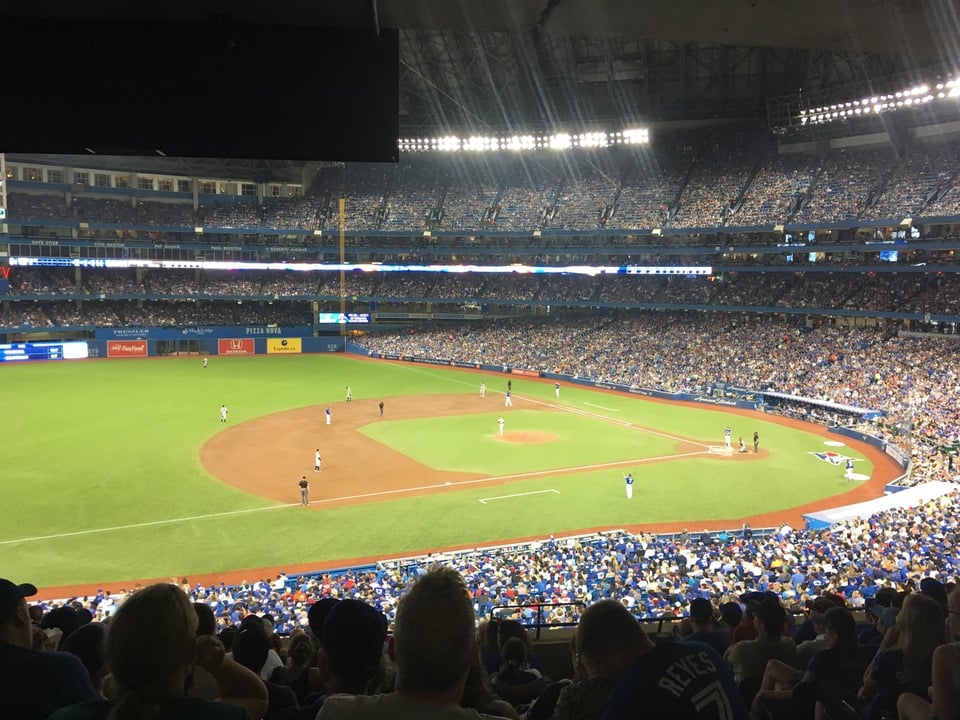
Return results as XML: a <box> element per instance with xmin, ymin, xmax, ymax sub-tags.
<box><xmin>479</xmin><ymin>489</ymin><xmax>561</xmax><ymax>504</ymax></box>
<box><xmin>584</xmin><ymin>402</ymin><xmax>621</xmax><ymax>412</ymax></box>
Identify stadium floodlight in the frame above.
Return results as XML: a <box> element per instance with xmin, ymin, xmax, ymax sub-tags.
<box><xmin>505</xmin><ymin>135</ymin><xmax>536</xmax><ymax>151</ymax></box>
<box><xmin>576</xmin><ymin>132</ymin><xmax>608</xmax><ymax>148</ymax></box>
<box><xmin>396</xmin><ymin>125</ymin><xmax>649</xmax><ymax>153</ymax></box>
<box><xmin>798</xmin><ymin>75</ymin><xmax>958</xmax><ymax>127</ymax></box>
<box><xmin>464</xmin><ymin>136</ymin><xmax>497</xmax><ymax>152</ymax></box>
<box><xmin>622</xmin><ymin>128</ymin><xmax>649</xmax><ymax>144</ymax></box>
<box><xmin>437</xmin><ymin>136</ymin><xmax>461</xmax><ymax>152</ymax></box>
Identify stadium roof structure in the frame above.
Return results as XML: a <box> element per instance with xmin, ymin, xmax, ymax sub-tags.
<box><xmin>7</xmin><ymin>0</ymin><xmax>960</xmax><ymax>175</ymax></box>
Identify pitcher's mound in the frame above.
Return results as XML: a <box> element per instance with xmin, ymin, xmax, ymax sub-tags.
<box><xmin>498</xmin><ymin>431</ymin><xmax>556</xmax><ymax>444</ymax></box>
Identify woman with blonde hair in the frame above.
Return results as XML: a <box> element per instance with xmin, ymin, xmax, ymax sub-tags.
<box><xmin>50</xmin><ymin>583</ymin><xmax>266</xmax><ymax>720</ymax></box>
<box><xmin>898</xmin><ymin>585</ymin><xmax>960</xmax><ymax>720</ymax></box>
<box><xmin>858</xmin><ymin>592</ymin><xmax>945</xmax><ymax>719</ymax></box>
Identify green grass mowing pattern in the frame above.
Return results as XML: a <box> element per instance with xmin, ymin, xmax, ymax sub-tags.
<box><xmin>1</xmin><ymin>355</ymin><xmax>873</xmax><ymax>586</ymax></box>
<box><xmin>358</xmin><ymin>409</ymin><xmax>680</xmax><ymax>475</ymax></box>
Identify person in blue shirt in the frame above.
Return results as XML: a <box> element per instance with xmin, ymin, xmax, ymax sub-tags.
<box><xmin>576</xmin><ymin>600</ymin><xmax>748</xmax><ymax>720</ymax></box>
<box><xmin>623</xmin><ymin>472</ymin><xmax>634</xmax><ymax>500</ymax></box>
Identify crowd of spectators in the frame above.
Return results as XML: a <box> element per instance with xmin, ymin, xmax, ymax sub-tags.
<box><xmin>6</xmin><ymin>268</ymin><xmax>960</xmax><ymax>317</ymax></box>
<box><xmin>9</xmin><ymin>137</ymin><xmax>960</xmax><ymax>236</ymax></box>
<box><xmin>864</xmin><ymin>143</ymin><xmax>960</xmax><ymax>220</ymax></box>
<box><xmin>732</xmin><ymin>154</ymin><xmax>818</xmax><ymax>226</ymax></box>
<box><xmin>670</xmin><ymin>129</ymin><xmax>768</xmax><ymax>228</ymax></box>
<box><xmin>358</xmin><ymin>313</ymin><xmax>960</xmax><ymax>480</ymax></box>
<box><xmin>14</xmin><ymin>495</ymin><xmax>960</xmax><ymax>718</ymax></box>
<box><xmin>793</xmin><ymin>149</ymin><xmax>895</xmax><ymax>224</ymax></box>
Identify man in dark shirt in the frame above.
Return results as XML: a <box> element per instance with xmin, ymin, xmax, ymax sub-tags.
<box><xmin>576</xmin><ymin>600</ymin><xmax>747</xmax><ymax>720</ymax></box>
<box><xmin>681</xmin><ymin>598</ymin><xmax>731</xmax><ymax>655</ymax></box>
<box><xmin>0</xmin><ymin>578</ymin><xmax>97</xmax><ymax>719</ymax></box>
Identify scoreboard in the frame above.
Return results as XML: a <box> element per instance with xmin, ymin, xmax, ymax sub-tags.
<box><xmin>316</xmin><ymin>312</ymin><xmax>371</xmax><ymax>324</ymax></box>
<box><xmin>0</xmin><ymin>341</ymin><xmax>89</xmax><ymax>363</ymax></box>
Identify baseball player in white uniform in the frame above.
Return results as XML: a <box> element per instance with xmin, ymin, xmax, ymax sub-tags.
<box><xmin>497</xmin><ymin>416</ymin><xmax>505</xmax><ymax>436</ymax></box>
<box><xmin>624</xmin><ymin>472</ymin><xmax>634</xmax><ymax>499</ymax></box>
<box><xmin>555</xmin><ymin>382</ymin><xmax>560</xmax><ymax>398</ymax></box>
<box><xmin>314</xmin><ymin>449</ymin><xmax>322</xmax><ymax>472</ymax></box>
<box><xmin>480</xmin><ymin>382</ymin><xmax>486</xmax><ymax>399</ymax></box>
<box><xmin>325</xmin><ymin>407</ymin><xmax>332</xmax><ymax>425</ymax></box>
<box><xmin>220</xmin><ymin>404</ymin><xmax>228</xmax><ymax>423</ymax></box>
<box><xmin>724</xmin><ymin>426</ymin><xmax>732</xmax><ymax>448</ymax></box>
<box><xmin>505</xmin><ymin>390</ymin><xmax>513</xmax><ymax>407</ymax></box>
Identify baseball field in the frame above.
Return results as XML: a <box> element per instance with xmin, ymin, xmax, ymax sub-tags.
<box><xmin>2</xmin><ymin>353</ymin><xmax>897</xmax><ymax>594</ymax></box>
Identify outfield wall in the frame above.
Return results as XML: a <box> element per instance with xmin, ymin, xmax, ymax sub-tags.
<box><xmin>81</xmin><ymin>326</ymin><xmax>346</xmax><ymax>358</ymax></box>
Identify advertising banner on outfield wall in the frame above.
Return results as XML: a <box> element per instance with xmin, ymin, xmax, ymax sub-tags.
<box><xmin>106</xmin><ymin>340</ymin><xmax>148</xmax><ymax>358</ymax></box>
<box><xmin>510</xmin><ymin>368</ymin><xmax>540</xmax><ymax>378</ymax></box>
<box><xmin>267</xmin><ymin>338</ymin><xmax>302</xmax><ymax>354</ymax></box>
<box><xmin>218</xmin><ymin>339</ymin><xmax>255</xmax><ymax>355</ymax></box>
<box><xmin>96</xmin><ymin>326</ymin><xmax>312</xmax><ymax>340</ymax></box>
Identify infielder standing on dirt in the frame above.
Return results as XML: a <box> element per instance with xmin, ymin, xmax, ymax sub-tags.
<box><xmin>325</xmin><ymin>407</ymin><xmax>332</xmax><ymax>425</ymax></box>
<box><xmin>624</xmin><ymin>472</ymin><xmax>634</xmax><ymax>499</ymax></box>
<box><xmin>505</xmin><ymin>390</ymin><xmax>513</xmax><ymax>407</ymax></box>
<box><xmin>314</xmin><ymin>449</ymin><xmax>322</xmax><ymax>472</ymax></box>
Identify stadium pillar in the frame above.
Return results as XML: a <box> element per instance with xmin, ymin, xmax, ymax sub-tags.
<box><xmin>339</xmin><ymin>198</ymin><xmax>346</xmax><ymax>336</ymax></box>
<box><xmin>0</xmin><ymin>153</ymin><xmax>6</xmax><ymax>234</ymax></box>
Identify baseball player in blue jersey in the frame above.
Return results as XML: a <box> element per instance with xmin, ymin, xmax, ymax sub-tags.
<box><xmin>845</xmin><ymin>458</ymin><xmax>855</xmax><ymax>481</ymax></box>
<box><xmin>624</xmin><ymin>472</ymin><xmax>634</xmax><ymax>499</ymax></box>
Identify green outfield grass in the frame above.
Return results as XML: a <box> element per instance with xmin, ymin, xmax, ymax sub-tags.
<box><xmin>2</xmin><ymin>354</ymin><xmax>875</xmax><ymax>587</ymax></box>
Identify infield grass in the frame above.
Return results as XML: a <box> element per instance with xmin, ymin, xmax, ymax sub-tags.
<box><xmin>2</xmin><ymin>354</ymin><xmax>875</xmax><ymax>587</ymax></box>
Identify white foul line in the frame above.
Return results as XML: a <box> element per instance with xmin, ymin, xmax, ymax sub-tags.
<box><xmin>521</xmin><ymin>394</ymin><xmax>712</xmax><ymax>449</ymax></box>
<box><xmin>391</xmin><ymin>363</ymin><xmax>710</xmax><ymax>449</ymax></box>
<box><xmin>479</xmin><ymin>489</ymin><xmax>560</xmax><ymax>504</ymax></box>
<box><xmin>584</xmin><ymin>402</ymin><xmax>620</xmax><ymax>412</ymax></box>
<box><xmin>0</xmin><ymin>503</ymin><xmax>300</xmax><ymax>547</ymax></box>
<box><xmin>0</xmin><ymin>451</ymin><xmax>710</xmax><ymax>547</ymax></box>
<box><xmin>1</xmin><ymin>366</ymin><xmax>710</xmax><ymax>547</ymax></box>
